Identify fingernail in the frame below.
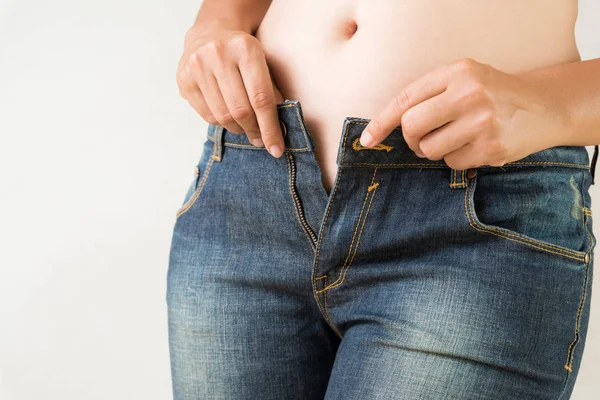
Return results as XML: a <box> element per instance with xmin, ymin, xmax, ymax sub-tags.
<box><xmin>269</xmin><ymin>144</ymin><xmax>283</xmax><ymax>158</ymax></box>
<box><xmin>250</xmin><ymin>137</ymin><xmax>264</xmax><ymax>147</ymax></box>
<box><xmin>360</xmin><ymin>131</ymin><xmax>375</xmax><ymax>147</ymax></box>
<box><xmin>415</xmin><ymin>151</ymin><xmax>426</xmax><ymax>158</ymax></box>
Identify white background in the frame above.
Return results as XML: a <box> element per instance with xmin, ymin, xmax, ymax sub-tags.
<box><xmin>0</xmin><ymin>1</ymin><xmax>598</xmax><ymax>399</ymax></box>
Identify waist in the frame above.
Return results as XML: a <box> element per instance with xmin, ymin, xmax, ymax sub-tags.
<box><xmin>256</xmin><ymin>0</ymin><xmax>580</xmax><ymax>122</ymax></box>
<box><xmin>206</xmin><ymin>100</ymin><xmax>591</xmax><ymax>171</ymax></box>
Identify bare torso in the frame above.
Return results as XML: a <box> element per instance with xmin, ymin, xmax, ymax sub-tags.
<box><xmin>255</xmin><ymin>0</ymin><xmax>581</xmax><ymax>193</ymax></box>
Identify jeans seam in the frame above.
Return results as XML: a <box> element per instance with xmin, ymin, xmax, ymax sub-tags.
<box><xmin>175</xmin><ymin>156</ymin><xmax>215</xmax><ymax>219</ymax></box>
<box><xmin>285</xmin><ymin>152</ymin><xmax>318</xmax><ymax>252</ymax></box>
<box><xmin>316</xmin><ymin>168</ymin><xmax>379</xmax><ymax>294</ymax></box>
<box><xmin>464</xmin><ymin>176</ymin><xmax>587</xmax><ymax>262</ymax></box>
<box><xmin>563</xmin><ymin>229</ymin><xmax>594</xmax><ymax>373</ymax></box>
<box><xmin>321</xmin><ymin>276</ymin><xmax>343</xmax><ymax>339</ymax></box>
<box><xmin>312</xmin><ymin>166</ymin><xmax>344</xmax><ymax>339</ymax></box>
<box><xmin>563</xmin><ymin>171</ymin><xmax>596</xmax><ymax>373</ymax></box>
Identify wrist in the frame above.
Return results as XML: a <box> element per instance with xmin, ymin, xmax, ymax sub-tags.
<box><xmin>517</xmin><ymin>69</ymin><xmax>576</xmax><ymax>148</ymax></box>
<box><xmin>186</xmin><ymin>18</ymin><xmax>252</xmax><ymax>43</ymax></box>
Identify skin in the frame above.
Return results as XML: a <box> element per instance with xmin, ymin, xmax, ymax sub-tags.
<box><xmin>180</xmin><ymin>0</ymin><xmax>600</xmax><ymax>193</ymax></box>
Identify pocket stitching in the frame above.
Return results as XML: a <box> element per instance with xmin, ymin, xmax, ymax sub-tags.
<box><xmin>464</xmin><ymin>175</ymin><xmax>587</xmax><ymax>262</ymax></box>
<box><xmin>175</xmin><ymin>157</ymin><xmax>215</xmax><ymax>219</ymax></box>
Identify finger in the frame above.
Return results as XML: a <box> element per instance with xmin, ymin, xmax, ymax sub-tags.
<box><xmin>417</xmin><ymin>118</ymin><xmax>477</xmax><ymax>161</ymax></box>
<box><xmin>360</xmin><ymin>63</ymin><xmax>454</xmax><ymax>148</ymax></box>
<box><xmin>186</xmin><ymin>87</ymin><xmax>218</xmax><ymax>124</ymax></box>
<box><xmin>238</xmin><ymin>55</ymin><xmax>284</xmax><ymax>158</ymax></box>
<box><xmin>214</xmin><ymin>65</ymin><xmax>264</xmax><ymax>146</ymax></box>
<box><xmin>189</xmin><ymin>61</ymin><xmax>244</xmax><ymax>134</ymax></box>
<box><xmin>399</xmin><ymin>90</ymin><xmax>457</xmax><ymax>154</ymax></box>
<box><xmin>442</xmin><ymin>142</ymin><xmax>481</xmax><ymax>170</ymax></box>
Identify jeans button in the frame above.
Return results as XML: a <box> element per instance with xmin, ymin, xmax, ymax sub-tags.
<box><xmin>280</xmin><ymin>120</ymin><xmax>288</xmax><ymax>137</ymax></box>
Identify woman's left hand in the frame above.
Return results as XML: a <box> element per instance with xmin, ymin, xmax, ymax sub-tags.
<box><xmin>360</xmin><ymin>58</ymin><xmax>569</xmax><ymax>170</ymax></box>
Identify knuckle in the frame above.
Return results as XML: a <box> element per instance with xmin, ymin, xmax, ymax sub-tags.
<box><xmin>455</xmin><ymin>83</ymin><xmax>486</xmax><ymax>106</ymax></box>
<box><xmin>454</xmin><ymin>57</ymin><xmax>477</xmax><ymax>73</ymax></box>
<box><xmin>205</xmin><ymin>114</ymin><xmax>218</xmax><ymax>125</ymax></box>
<box><xmin>176</xmin><ymin>73</ymin><xmax>189</xmax><ymax>92</ymax></box>
<box><xmin>218</xmin><ymin>112</ymin><xmax>235</xmax><ymax>126</ymax></box>
<box><xmin>246</xmin><ymin>130</ymin><xmax>261</xmax><ymax>139</ymax></box>
<box><xmin>487</xmin><ymin>137</ymin><xmax>508</xmax><ymax>157</ymax></box>
<box><xmin>467</xmin><ymin>78</ymin><xmax>487</xmax><ymax>96</ymax></box>
<box><xmin>203</xmin><ymin>40</ymin><xmax>222</xmax><ymax>54</ymax></box>
<box><xmin>229</xmin><ymin>32</ymin><xmax>254</xmax><ymax>51</ymax></box>
<box><xmin>443</xmin><ymin>155</ymin><xmax>458</xmax><ymax>170</ymax></box>
<box><xmin>178</xmin><ymin>87</ymin><xmax>189</xmax><ymax>99</ymax></box>
<box><xmin>188</xmin><ymin>51</ymin><xmax>202</xmax><ymax>68</ymax></box>
<box><xmin>393</xmin><ymin>91</ymin><xmax>411</xmax><ymax>113</ymax></box>
<box><xmin>474</xmin><ymin>110</ymin><xmax>495</xmax><ymax>131</ymax></box>
<box><xmin>229</xmin><ymin>104</ymin><xmax>252</xmax><ymax>121</ymax></box>
<box><xmin>420</xmin><ymin>143</ymin><xmax>434</xmax><ymax>159</ymax></box>
<box><xmin>249</xmin><ymin>90</ymin><xmax>273</xmax><ymax>110</ymax></box>
<box><xmin>400</xmin><ymin>114</ymin><xmax>418</xmax><ymax>137</ymax></box>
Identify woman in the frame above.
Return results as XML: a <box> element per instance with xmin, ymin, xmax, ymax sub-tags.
<box><xmin>167</xmin><ymin>0</ymin><xmax>599</xmax><ymax>398</ymax></box>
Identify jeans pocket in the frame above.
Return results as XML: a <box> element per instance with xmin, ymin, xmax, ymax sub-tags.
<box><xmin>464</xmin><ymin>166</ymin><xmax>592</xmax><ymax>263</ymax></box>
<box><xmin>175</xmin><ymin>139</ymin><xmax>216</xmax><ymax>219</ymax></box>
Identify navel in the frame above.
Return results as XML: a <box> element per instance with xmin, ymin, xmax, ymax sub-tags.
<box><xmin>341</xmin><ymin>18</ymin><xmax>358</xmax><ymax>39</ymax></box>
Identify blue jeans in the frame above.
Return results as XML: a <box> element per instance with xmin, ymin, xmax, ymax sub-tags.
<box><xmin>166</xmin><ymin>99</ymin><xmax>596</xmax><ymax>399</ymax></box>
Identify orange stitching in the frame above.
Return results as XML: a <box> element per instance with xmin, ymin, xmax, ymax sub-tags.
<box><xmin>342</xmin><ymin>121</ymin><xmax>589</xmax><ymax>168</ymax></box>
<box><xmin>317</xmin><ymin>169</ymin><xmax>379</xmax><ymax>293</ymax></box>
<box><xmin>175</xmin><ymin>156</ymin><xmax>215</xmax><ymax>218</ymax></box>
<box><xmin>312</xmin><ymin>165</ymin><xmax>344</xmax><ymax>329</ymax></box>
<box><xmin>564</xmin><ymin>174</ymin><xmax>596</xmax><ymax>372</ymax></box>
<box><xmin>564</xmin><ymin>228</ymin><xmax>594</xmax><ymax>372</ymax></box>
<box><xmin>314</xmin><ymin>275</ymin><xmax>327</xmax><ymax>281</ymax></box>
<box><xmin>449</xmin><ymin>169</ymin><xmax>468</xmax><ymax>188</ymax></box>
<box><xmin>463</xmin><ymin>177</ymin><xmax>586</xmax><ymax>261</ymax></box>
<box><xmin>322</xmin><ymin>276</ymin><xmax>343</xmax><ymax>339</ymax></box>
<box><xmin>212</xmin><ymin>125</ymin><xmax>222</xmax><ymax>161</ymax></box>
<box><xmin>286</xmin><ymin>152</ymin><xmax>317</xmax><ymax>252</ymax></box>
<box><xmin>277</xmin><ymin>103</ymin><xmax>296</xmax><ymax>109</ymax></box>
<box><xmin>351</xmin><ymin>137</ymin><xmax>394</xmax><ymax>152</ymax></box>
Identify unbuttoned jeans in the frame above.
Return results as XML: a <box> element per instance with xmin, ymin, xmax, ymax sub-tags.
<box><xmin>166</xmin><ymin>99</ymin><xmax>596</xmax><ymax>399</ymax></box>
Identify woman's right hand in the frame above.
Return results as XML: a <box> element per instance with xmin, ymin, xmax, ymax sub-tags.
<box><xmin>176</xmin><ymin>24</ymin><xmax>286</xmax><ymax>157</ymax></box>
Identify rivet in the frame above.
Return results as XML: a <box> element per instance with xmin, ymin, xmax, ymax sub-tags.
<box><xmin>585</xmin><ymin>253</ymin><xmax>589</xmax><ymax>264</ymax></box>
<box><xmin>467</xmin><ymin>168</ymin><xmax>477</xmax><ymax>179</ymax></box>
<box><xmin>195</xmin><ymin>166</ymin><xmax>199</xmax><ymax>176</ymax></box>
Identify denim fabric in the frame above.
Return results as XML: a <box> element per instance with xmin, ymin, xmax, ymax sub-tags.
<box><xmin>166</xmin><ymin>99</ymin><xmax>596</xmax><ymax>399</ymax></box>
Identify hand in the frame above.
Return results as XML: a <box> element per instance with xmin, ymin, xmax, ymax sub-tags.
<box><xmin>359</xmin><ymin>58</ymin><xmax>568</xmax><ymax>170</ymax></box>
<box><xmin>176</xmin><ymin>24</ymin><xmax>286</xmax><ymax>157</ymax></box>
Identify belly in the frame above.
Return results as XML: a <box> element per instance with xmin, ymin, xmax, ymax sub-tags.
<box><xmin>254</xmin><ymin>0</ymin><xmax>581</xmax><ymax>192</ymax></box>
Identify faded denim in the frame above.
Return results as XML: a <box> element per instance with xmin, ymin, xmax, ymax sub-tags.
<box><xmin>166</xmin><ymin>99</ymin><xmax>596</xmax><ymax>399</ymax></box>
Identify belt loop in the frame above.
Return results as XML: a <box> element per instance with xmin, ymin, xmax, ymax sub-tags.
<box><xmin>590</xmin><ymin>145</ymin><xmax>598</xmax><ymax>185</ymax></box>
<box><xmin>211</xmin><ymin>124</ymin><xmax>224</xmax><ymax>162</ymax></box>
<box><xmin>448</xmin><ymin>168</ymin><xmax>468</xmax><ymax>189</ymax></box>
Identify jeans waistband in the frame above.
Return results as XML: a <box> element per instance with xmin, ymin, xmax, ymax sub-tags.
<box><xmin>206</xmin><ymin>99</ymin><xmax>594</xmax><ymax>175</ymax></box>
